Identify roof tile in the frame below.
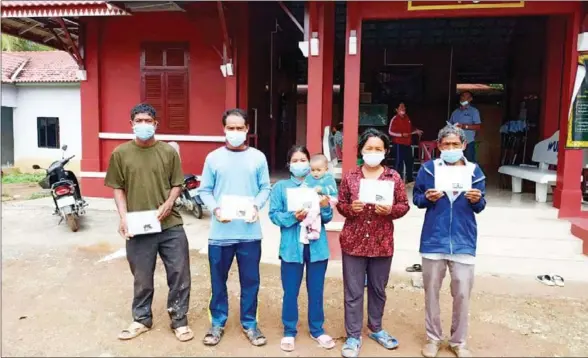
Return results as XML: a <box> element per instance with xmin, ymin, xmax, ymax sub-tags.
<box><xmin>1</xmin><ymin>51</ymin><xmax>79</xmax><ymax>83</ymax></box>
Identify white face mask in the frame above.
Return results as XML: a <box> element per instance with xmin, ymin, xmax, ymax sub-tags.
<box><xmin>460</xmin><ymin>100</ymin><xmax>469</xmax><ymax>107</ymax></box>
<box><xmin>362</xmin><ymin>152</ymin><xmax>385</xmax><ymax>167</ymax></box>
<box><xmin>225</xmin><ymin>130</ymin><xmax>247</xmax><ymax>147</ymax></box>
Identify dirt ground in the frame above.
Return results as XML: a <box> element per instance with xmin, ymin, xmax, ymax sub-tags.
<box><xmin>3</xmin><ymin>245</ymin><xmax>588</xmax><ymax>357</ymax></box>
<box><xmin>1</xmin><ymin>183</ymin><xmax>49</xmax><ymax>201</ymax></box>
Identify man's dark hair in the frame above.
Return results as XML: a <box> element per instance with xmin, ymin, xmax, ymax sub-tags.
<box><xmin>460</xmin><ymin>90</ymin><xmax>473</xmax><ymax>98</ymax></box>
<box><xmin>336</xmin><ymin>123</ymin><xmax>343</xmax><ymax>131</ymax></box>
<box><xmin>222</xmin><ymin>108</ymin><xmax>249</xmax><ymax>126</ymax></box>
<box><xmin>130</xmin><ymin>103</ymin><xmax>156</xmax><ymax>121</ymax></box>
<box><xmin>286</xmin><ymin>145</ymin><xmax>310</xmax><ymax>168</ymax></box>
<box><xmin>357</xmin><ymin>128</ymin><xmax>390</xmax><ymax>157</ymax></box>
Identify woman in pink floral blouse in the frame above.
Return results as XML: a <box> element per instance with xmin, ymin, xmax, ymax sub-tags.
<box><xmin>336</xmin><ymin>128</ymin><xmax>410</xmax><ymax>357</ymax></box>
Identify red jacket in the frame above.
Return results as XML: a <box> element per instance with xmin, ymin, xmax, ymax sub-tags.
<box><xmin>388</xmin><ymin>114</ymin><xmax>412</xmax><ymax>145</ymax></box>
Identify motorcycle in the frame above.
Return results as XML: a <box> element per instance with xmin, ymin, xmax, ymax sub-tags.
<box><xmin>175</xmin><ymin>174</ymin><xmax>204</xmax><ymax>219</ymax></box>
<box><xmin>32</xmin><ymin>145</ymin><xmax>87</xmax><ymax>232</ymax></box>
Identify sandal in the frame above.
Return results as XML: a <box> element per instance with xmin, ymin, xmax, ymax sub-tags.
<box><xmin>280</xmin><ymin>337</ymin><xmax>295</xmax><ymax>352</ymax></box>
<box><xmin>311</xmin><ymin>334</ymin><xmax>336</xmax><ymax>349</ymax></box>
<box><xmin>203</xmin><ymin>326</ymin><xmax>224</xmax><ymax>346</ymax></box>
<box><xmin>341</xmin><ymin>337</ymin><xmax>362</xmax><ymax>358</ymax></box>
<box><xmin>536</xmin><ymin>274</ymin><xmax>555</xmax><ymax>286</ymax></box>
<box><xmin>406</xmin><ymin>264</ymin><xmax>422</xmax><ymax>273</ymax></box>
<box><xmin>551</xmin><ymin>274</ymin><xmax>565</xmax><ymax>287</ymax></box>
<box><xmin>118</xmin><ymin>321</ymin><xmax>150</xmax><ymax>340</ymax></box>
<box><xmin>243</xmin><ymin>326</ymin><xmax>267</xmax><ymax>347</ymax></box>
<box><xmin>368</xmin><ymin>330</ymin><xmax>399</xmax><ymax>350</ymax></box>
<box><xmin>173</xmin><ymin>326</ymin><xmax>194</xmax><ymax>342</ymax></box>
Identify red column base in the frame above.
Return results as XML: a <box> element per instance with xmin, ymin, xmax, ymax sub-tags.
<box><xmin>570</xmin><ymin>220</ymin><xmax>588</xmax><ymax>255</ymax></box>
<box><xmin>81</xmin><ymin>177</ymin><xmax>113</xmax><ymax>198</ymax></box>
<box><xmin>553</xmin><ymin>186</ymin><xmax>582</xmax><ymax>218</ymax></box>
<box><xmin>326</xmin><ymin>230</ymin><xmax>342</xmax><ymax>260</ymax></box>
<box><xmin>81</xmin><ymin>158</ymin><xmax>101</xmax><ymax>172</ymax></box>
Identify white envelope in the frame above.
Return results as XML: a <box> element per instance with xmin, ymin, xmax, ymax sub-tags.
<box><xmin>359</xmin><ymin>179</ymin><xmax>395</xmax><ymax>205</ymax></box>
<box><xmin>126</xmin><ymin>210</ymin><xmax>162</xmax><ymax>236</ymax></box>
<box><xmin>434</xmin><ymin>165</ymin><xmax>472</xmax><ymax>192</ymax></box>
<box><xmin>219</xmin><ymin>195</ymin><xmax>255</xmax><ymax>220</ymax></box>
<box><xmin>287</xmin><ymin>187</ymin><xmax>320</xmax><ymax>212</ymax></box>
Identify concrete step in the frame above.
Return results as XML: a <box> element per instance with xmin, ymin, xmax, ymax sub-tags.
<box><xmin>387</xmin><ymin>249</ymin><xmax>588</xmax><ymax>282</ymax></box>
<box><xmin>393</xmin><ymin>234</ymin><xmax>584</xmax><ymax>260</ymax></box>
<box><xmin>394</xmin><ymin>217</ymin><xmax>572</xmax><ymax>241</ymax></box>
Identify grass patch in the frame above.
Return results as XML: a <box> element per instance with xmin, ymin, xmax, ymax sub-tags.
<box><xmin>28</xmin><ymin>192</ymin><xmax>51</xmax><ymax>200</ymax></box>
<box><xmin>2</xmin><ymin>172</ymin><xmax>45</xmax><ymax>184</ymax></box>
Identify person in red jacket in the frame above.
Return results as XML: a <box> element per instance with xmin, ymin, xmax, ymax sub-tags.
<box><xmin>388</xmin><ymin>103</ymin><xmax>423</xmax><ymax>183</ymax></box>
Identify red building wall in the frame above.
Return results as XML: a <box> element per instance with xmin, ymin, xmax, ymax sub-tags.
<box><xmin>80</xmin><ymin>4</ymin><xmax>235</xmax><ymax>197</ymax></box>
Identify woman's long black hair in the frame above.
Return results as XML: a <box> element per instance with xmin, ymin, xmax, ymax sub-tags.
<box><xmin>286</xmin><ymin>145</ymin><xmax>311</xmax><ymax>168</ymax></box>
<box><xmin>357</xmin><ymin>128</ymin><xmax>391</xmax><ymax>157</ymax></box>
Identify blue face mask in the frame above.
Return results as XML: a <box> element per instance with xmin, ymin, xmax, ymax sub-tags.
<box><xmin>440</xmin><ymin>148</ymin><xmax>464</xmax><ymax>164</ymax></box>
<box><xmin>290</xmin><ymin>162</ymin><xmax>310</xmax><ymax>177</ymax></box>
<box><xmin>133</xmin><ymin>123</ymin><xmax>155</xmax><ymax>141</ymax></box>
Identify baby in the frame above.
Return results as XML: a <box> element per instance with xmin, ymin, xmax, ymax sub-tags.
<box><xmin>299</xmin><ymin>154</ymin><xmax>339</xmax><ymax>244</ymax></box>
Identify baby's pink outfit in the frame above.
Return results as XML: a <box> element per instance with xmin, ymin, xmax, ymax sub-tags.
<box><xmin>299</xmin><ymin>205</ymin><xmax>321</xmax><ymax>244</ymax></box>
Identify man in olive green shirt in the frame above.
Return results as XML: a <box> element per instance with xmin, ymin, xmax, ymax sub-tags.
<box><xmin>104</xmin><ymin>103</ymin><xmax>193</xmax><ymax>342</ymax></box>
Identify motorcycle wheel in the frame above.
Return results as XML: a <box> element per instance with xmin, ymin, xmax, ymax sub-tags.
<box><xmin>192</xmin><ymin>201</ymin><xmax>203</xmax><ymax>219</ymax></box>
<box><xmin>66</xmin><ymin>213</ymin><xmax>79</xmax><ymax>232</ymax></box>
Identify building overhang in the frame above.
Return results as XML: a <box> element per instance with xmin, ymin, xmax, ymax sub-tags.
<box><xmin>1</xmin><ymin>1</ymin><xmax>129</xmax><ymax>51</ymax></box>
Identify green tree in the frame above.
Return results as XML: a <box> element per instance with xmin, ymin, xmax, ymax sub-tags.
<box><xmin>1</xmin><ymin>34</ymin><xmax>52</xmax><ymax>52</ymax></box>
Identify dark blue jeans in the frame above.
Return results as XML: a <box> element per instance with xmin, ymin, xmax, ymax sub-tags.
<box><xmin>281</xmin><ymin>244</ymin><xmax>328</xmax><ymax>338</ymax></box>
<box><xmin>208</xmin><ymin>240</ymin><xmax>262</xmax><ymax>330</ymax></box>
<box><xmin>395</xmin><ymin>144</ymin><xmax>414</xmax><ymax>182</ymax></box>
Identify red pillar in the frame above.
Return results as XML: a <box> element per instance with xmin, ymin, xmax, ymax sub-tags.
<box><xmin>306</xmin><ymin>1</ymin><xmax>324</xmax><ymax>154</ymax></box>
<box><xmin>236</xmin><ymin>2</ymin><xmax>249</xmax><ymax>110</ymax></box>
<box><xmin>540</xmin><ymin>17</ymin><xmax>566</xmax><ymax>140</ymax></box>
<box><xmin>321</xmin><ymin>2</ymin><xmax>335</xmax><ymax>130</ymax></box>
<box><xmin>554</xmin><ymin>9</ymin><xmax>582</xmax><ymax>218</ymax></box>
<box><xmin>342</xmin><ymin>3</ymin><xmax>361</xmax><ymax>174</ymax></box>
<box><xmin>80</xmin><ymin>19</ymin><xmax>101</xmax><ymax>174</ymax></box>
<box><xmin>225</xmin><ymin>66</ymin><xmax>237</xmax><ymax>109</ymax></box>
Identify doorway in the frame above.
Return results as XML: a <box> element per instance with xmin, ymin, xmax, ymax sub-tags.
<box><xmin>359</xmin><ymin>16</ymin><xmax>547</xmax><ymax>180</ymax></box>
<box><xmin>1</xmin><ymin>106</ymin><xmax>15</xmax><ymax>167</ymax></box>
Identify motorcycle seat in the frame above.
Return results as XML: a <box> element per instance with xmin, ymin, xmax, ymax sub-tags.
<box><xmin>184</xmin><ymin>174</ymin><xmax>196</xmax><ymax>180</ymax></box>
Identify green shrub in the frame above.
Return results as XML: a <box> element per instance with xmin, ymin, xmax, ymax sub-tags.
<box><xmin>2</xmin><ymin>172</ymin><xmax>45</xmax><ymax>184</ymax></box>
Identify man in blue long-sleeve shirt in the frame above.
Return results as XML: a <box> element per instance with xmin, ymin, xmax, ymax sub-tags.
<box><xmin>198</xmin><ymin>108</ymin><xmax>271</xmax><ymax>347</ymax></box>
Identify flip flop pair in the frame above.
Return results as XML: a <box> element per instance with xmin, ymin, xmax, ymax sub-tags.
<box><xmin>536</xmin><ymin>274</ymin><xmax>564</xmax><ymax>287</ymax></box>
<box><xmin>406</xmin><ymin>264</ymin><xmax>422</xmax><ymax>273</ymax></box>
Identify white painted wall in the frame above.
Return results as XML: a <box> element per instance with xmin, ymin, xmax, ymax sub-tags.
<box><xmin>12</xmin><ymin>84</ymin><xmax>81</xmax><ymax>171</ymax></box>
<box><xmin>1</xmin><ymin>84</ymin><xmax>17</xmax><ymax>108</ymax></box>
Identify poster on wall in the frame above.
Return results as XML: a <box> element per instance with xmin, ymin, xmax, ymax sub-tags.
<box><xmin>566</xmin><ymin>57</ymin><xmax>588</xmax><ymax>148</ymax></box>
<box><xmin>407</xmin><ymin>1</ymin><xmax>524</xmax><ymax>11</ymax></box>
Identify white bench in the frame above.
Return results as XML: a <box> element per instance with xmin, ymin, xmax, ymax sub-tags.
<box><xmin>498</xmin><ymin>163</ymin><xmax>556</xmax><ymax>203</ymax></box>
<box><xmin>498</xmin><ymin>131</ymin><xmax>558</xmax><ymax>203</ymax></box>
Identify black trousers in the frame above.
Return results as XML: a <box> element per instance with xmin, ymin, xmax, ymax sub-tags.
<box><xmin>342</xmin><ymin>253</ymin><xmax>393</xmax><ymax>339</ymax></box>
<box><xmin>125</xmin><ymin>225</ymin><xmax>191</xmax><ymax>329</ymax></box>
<box><xmin>395</xmin><ymin>144</ymin><xmax>414</xmax><ymax>182</ymax></box>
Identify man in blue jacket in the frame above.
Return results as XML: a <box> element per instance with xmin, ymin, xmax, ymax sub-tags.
<box><xmin>413</xmin><ymin>124</ymin><xmax>486</xmax><ymax>358</ymax></box>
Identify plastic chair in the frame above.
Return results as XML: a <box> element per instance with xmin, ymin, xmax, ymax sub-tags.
<box><xmin>419</xmin><ymin>141</ymin><xmax>438</xmax><ymax>162</ymax></box>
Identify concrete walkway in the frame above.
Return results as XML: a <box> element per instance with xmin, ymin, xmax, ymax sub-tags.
<box><xmin>5</xmin><ymin>190</ymin><xmax>588</xmax><ymax>282</ymax></box>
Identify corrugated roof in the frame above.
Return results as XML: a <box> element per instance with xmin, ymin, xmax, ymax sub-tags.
<box><xmin>1</xmin><ymin>1</ymin><xmax>129</xmax><ymax>18</ymax></box>
<box><xmin>1</xmin><ymin>51</ymin><xmax>79</xmax><ymax>83</ymax></box>
<box><xmin>1</xmin><ymin>1</ymin><xmax>107</xmax><ymax>7</ymax></box>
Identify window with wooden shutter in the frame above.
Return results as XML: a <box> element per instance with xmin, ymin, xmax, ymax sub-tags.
<box><xmin>140</xmin><ymin>43</ymin><xmax>189</xmax><ymax>134</ymax></box>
